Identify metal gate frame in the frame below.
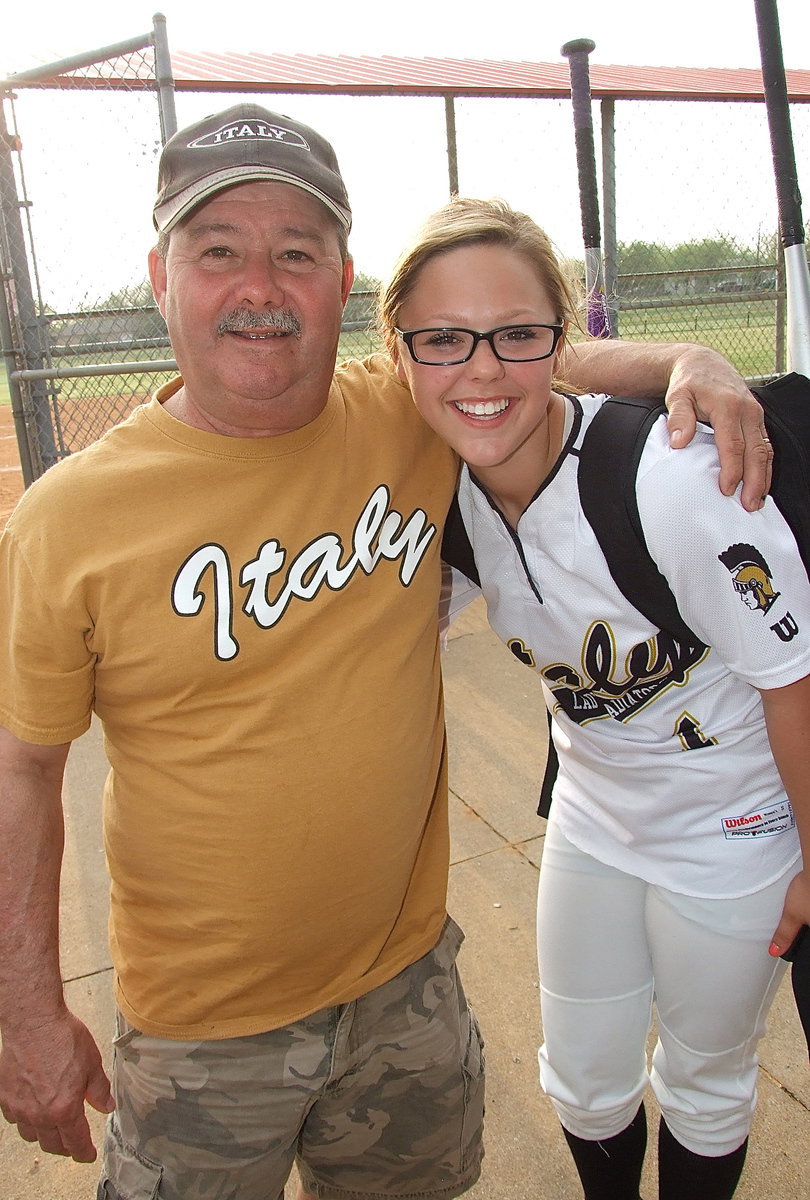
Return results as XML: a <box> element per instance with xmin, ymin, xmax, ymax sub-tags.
<box><xmin>0</xmin><ymin>15</ymin><xmax>176</xmax><ymax>486</ymax></box>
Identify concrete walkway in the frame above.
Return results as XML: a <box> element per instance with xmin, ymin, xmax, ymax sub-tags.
<box><xmin>1</xmin><ymin>599</ymin><xmax>808</xmax><ymax>1199</ymax></box>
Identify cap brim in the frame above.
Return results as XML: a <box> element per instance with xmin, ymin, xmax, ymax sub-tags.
<box><xmin>154</xmin><ymin>164</ymin><xmax>352</xmax><ymax>234</ymax></box>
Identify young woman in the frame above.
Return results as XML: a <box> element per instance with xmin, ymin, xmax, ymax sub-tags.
<box><xmin>379</xmin><ymin>197</ymin><xmax>810</xmax><ymax>1200</ymax></box>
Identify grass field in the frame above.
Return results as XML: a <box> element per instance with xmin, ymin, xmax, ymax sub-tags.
<box><xmin>613</xmin><ymin>304</ymin><xmax>780</xmax><ymax>379</ymax></box>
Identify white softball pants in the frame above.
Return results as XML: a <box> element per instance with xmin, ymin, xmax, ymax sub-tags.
<box><xmin>536</xmin><ymin>814</ymin><xmax>791</xmax><ymax>1156</ymax></box>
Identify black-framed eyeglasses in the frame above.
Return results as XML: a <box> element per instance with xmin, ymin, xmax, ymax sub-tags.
<box><xmin>395</xmin><ymin>323</ymin><xmax>564</xmax><ymax>365</ymax></box>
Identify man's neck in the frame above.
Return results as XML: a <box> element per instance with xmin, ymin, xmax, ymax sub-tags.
<box><xmin>161</xmin><ymin>382</ymin><xmax>330</xmax><ymax>438</ymax></box>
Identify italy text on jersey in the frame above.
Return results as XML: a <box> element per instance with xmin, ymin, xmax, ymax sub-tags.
<box><xmin>170</xmin><ymin>485</ymin><xmax>436</xmax><ymax>660</ymax></box>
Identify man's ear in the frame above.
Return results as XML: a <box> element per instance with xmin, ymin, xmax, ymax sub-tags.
<box><xmin>148</xmin><ymin>247</ymin><xmax>168</xmax><ymax>318</ymax></box>
<box><xmin>341</xmin><ymin>258</ymin><xmax>355</xmax><ymax>306</ymax></box>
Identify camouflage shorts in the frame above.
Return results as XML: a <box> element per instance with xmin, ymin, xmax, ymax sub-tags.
<box><xmin>97</xmin><ymin>917</ymin><xmax>485</xmax><ymax>1200</ymax></box>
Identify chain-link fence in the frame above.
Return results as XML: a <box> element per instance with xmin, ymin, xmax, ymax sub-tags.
<box><xmin>0</xmin><ymin>28</ymin><xmax>175</xmax><ymax>483</ymax></box>
<box><xmin>448</xmin><ymin>93</ymin><xmax>808</xmax><ymax>376</ymax></box>
<box><xmin>606</xmin><ymin>97</ymin><xmax>807</xmax><ymax>377</ymax></box>
<box><xmin>1</xmin><ymin>38</ymin><xmax>808</xmax><ymax>485</ymax></box>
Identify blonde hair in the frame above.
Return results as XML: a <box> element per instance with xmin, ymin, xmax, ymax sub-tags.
<box><xmin>379</xmin><ymin>197</ymin><xmax>582</xmax><ymax>384</ymax></box>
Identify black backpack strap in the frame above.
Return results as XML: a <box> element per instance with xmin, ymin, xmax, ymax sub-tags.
<box><xmin>749</xmin><ymin>372</ymin><xmax>810</xmax><ymax>586</ymax></box>
<box><xmin>785</xmin><ymin>925</ymin><xmax>810</xmax><ymax>1058</ymax></box>
<box><xmin>537</xmin><ymin>709</ymin><xmax>558</xmax><ymax>818</ymax></box>
<box><xmin>578</xmin><ymin>396</ymin><xmax>700</xmax><ymax>646</ymax></box>
<box><xmin>441</xmin><ymin>493</ymin><xmax>480</xmax><ymax>585</ymax></box>
<box><xmin>538</xmin><ymin>396</ymin><xmax>702</xmax><ymax>817</ymax></box>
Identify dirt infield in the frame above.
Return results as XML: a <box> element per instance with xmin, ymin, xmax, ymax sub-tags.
<box><xmin>0</xmin><ymin>406</ymin><xmax>24</xmax><ymax>532</ymax></box>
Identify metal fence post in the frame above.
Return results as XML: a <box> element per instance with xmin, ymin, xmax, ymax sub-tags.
<box><xmin>0</xmin><ymin>97</ymin><xmax>58</xmax><ymax>477</ymax></box>
<box><xmin>0</xmin><ymin>224</ymin><xmax>36</xmax><ymax>487</ymax></box>
<box><xmin>152</xmin><ymin>12</ymin><xmax>177</xmax><ymax>143</ymax></box>
<box><xmin>775</xmin><ymin>242</ymin><xmax>787</xmax><ymax>373</ymax></box>
<box><xmin>444</xmin><ymin>95</ymin><xmax>459</xmax><ymax>196</ymax></box>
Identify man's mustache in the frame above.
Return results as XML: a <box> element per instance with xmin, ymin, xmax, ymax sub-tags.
<box><xmin>217</xmin><ymin>308</ymin><xmax>302</xmax><ymax>336</ymax></box>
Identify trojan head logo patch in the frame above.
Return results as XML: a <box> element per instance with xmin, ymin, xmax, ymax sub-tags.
<box><xmin>717</xmin><ymin>543</ymin><xmax>780</xmax><ymax>615</ymax></box>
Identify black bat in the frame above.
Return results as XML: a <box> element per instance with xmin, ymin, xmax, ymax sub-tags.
<box><xmin>754</xmin><ymin>0</ymin><xmax>810</xmax><ymax>375</ymax></box>
<box><xmin>561</xmin><ymin>37</ymin><xmax>612</xmax><ymax>338</ymax></box>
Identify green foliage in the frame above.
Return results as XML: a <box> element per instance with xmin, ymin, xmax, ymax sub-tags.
<box><xmin>344</xmin><ymin>271</ymin><xmax>381</xmax><ymax>325</ymax></box>
<box><xmin>99</xmin><ymin>280</ymin><xmax>157</xmax><ymax>309</ymax></box>
<box><xmin>617</xmin><ymin>231</ymin><xmax>779</xmax><ymax>275</ymax></box>
<box><xmin>351</xmin><ymin>270</ymin><xmax>382</xmax><ymax>293</ymax></box>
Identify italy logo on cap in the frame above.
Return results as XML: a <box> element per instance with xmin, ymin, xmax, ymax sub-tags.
<box><xmin>188</xmin><ymin>120</ymin><xmax>311</xmax><ymax>151</ymax></box>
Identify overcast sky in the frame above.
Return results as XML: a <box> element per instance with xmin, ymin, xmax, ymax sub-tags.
<box><xmin>3</xmin><ymin>0</ymin><xmax>808</xmax><ymax>76</ymax></box>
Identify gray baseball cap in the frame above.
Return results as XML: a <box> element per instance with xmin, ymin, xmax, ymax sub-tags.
<box><xmin>153</xmin><ymin>103</ymin><xmax>352</xmax><ymax>234</ymax></box>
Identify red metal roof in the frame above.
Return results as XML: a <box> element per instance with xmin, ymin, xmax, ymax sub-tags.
<box><xmin>6</xmin><ymin>51</ymin><xmax>810</xmax><ymax>102</ymax></box>
<box><xmin>167</xmin><ymin>53</ymin><xmax>810</xmax><ymax>102</ymax></box>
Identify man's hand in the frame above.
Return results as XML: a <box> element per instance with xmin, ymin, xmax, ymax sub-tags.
<box><xmin>663</xmin><ymin>345</ymin><xmax>773</xmax><ymax>511</ymax></box>
<box><xmin>564</xmin><ymin>338</ymin><xmax>772</xmax><ymax>512</ymax></box>
<box><xmin>0</xmin><ymin>1010</ymin><xmax>114</xmax><ymax>1162</ymax></box>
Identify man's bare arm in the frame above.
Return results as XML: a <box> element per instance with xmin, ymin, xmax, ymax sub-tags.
<box><xmin>0</xmin><ymin>726</ymin><xmax>113</xmax><ymax>1162</ymax></box>
<box><xmin>563</xmin><ymin>338</ymin><xmax>772</xmax><ymax>511</ymax></box>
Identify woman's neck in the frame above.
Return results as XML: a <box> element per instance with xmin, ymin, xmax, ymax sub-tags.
<box><xmin>474</xmin><ymin>392</ymin><xmax>567</xmax><ymax>530</ymax></box>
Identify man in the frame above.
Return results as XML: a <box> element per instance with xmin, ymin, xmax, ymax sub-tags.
<box><xmin>0</xmin><ymin>103</ymin><xmax>772</xmax><ymax>1200</ymax></box>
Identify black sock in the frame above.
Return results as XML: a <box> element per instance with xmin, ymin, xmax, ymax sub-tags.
<box><xmin>561</xmin><ymin>1103</ymin><xmax>647</xmax><ymax>1199</ymax></box>
<box><xmin>658</xmin><ymin>1118</ymin><xmax>747</xmax><ymax>1200</ymax></box>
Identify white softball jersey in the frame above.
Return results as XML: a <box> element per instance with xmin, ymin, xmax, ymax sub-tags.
<box><xmin>457</xmin><ymin>393</ymin><xmax>810</xmax><ymax>898</ymax></box>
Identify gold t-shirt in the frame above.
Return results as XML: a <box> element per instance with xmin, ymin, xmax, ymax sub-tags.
<box><xmin>0</xmin><ymin>355</ymin><xmax>460</xmax><ymax>1038</ymax></box>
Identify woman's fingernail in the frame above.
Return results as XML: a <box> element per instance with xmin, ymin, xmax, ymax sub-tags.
<box><xmin>768</xmin><ymin>942</ymin><xmax>782</xmax><ymax>957</ymax></box>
